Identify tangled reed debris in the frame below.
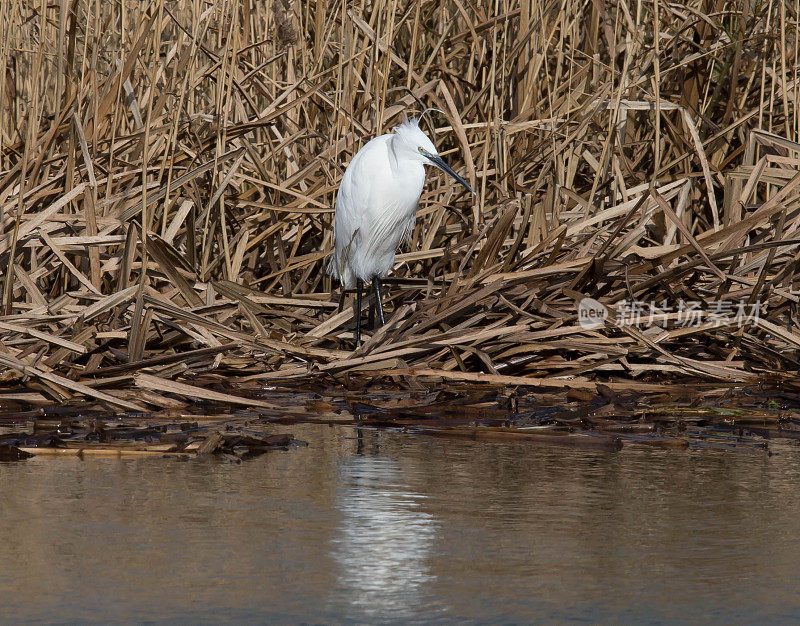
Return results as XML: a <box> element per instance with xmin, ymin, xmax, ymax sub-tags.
<box><xmin>0</xmin><ymin>1</ymin><xmax>799</xmax><ymax>414</ymax></box>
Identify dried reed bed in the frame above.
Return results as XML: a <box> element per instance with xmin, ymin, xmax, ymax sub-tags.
<box><xmin>1</xmin><ymin>0</ymin><xmax>800</xmax><ymax>411</ymax></box>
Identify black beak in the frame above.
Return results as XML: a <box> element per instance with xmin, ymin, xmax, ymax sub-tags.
<box><xmin>424</xmin><ymin>152</ymin><xmax>476</xmax><ymax>195</ymax></box>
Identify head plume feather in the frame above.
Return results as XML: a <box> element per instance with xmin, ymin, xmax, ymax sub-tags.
<box><xmin>393</xmin><ymin>107</ymin><xmax>445</xmax><ymax>140</ymax></box>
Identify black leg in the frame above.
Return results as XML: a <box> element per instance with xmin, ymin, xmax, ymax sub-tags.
<box><xmin>354</xmin><ymin>278</ymin><xmax>364</xmax><ymax>347</ymax></box>
<box><xmin>367</xmin><ymin>297</ymin><xmax>375</xmax><ymax>329</ymax></box>
<box><xmin>372</xmin><ymin>276</ymin><xmax>386</xmax><ymax>326</ymax></box>
<box><xmin>336</xmin><ymin>286</ymin><xmax>346</xmax><ymax>313</ymax></box>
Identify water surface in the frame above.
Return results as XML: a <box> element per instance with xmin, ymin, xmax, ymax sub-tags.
<box><xmin>1</xmin><ymin>425</ymin><xmax>799</xmax><ymax>623</ymax></box>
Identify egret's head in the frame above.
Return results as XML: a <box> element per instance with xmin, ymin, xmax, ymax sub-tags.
<box><xmin>393</xmin><ymin>117</ymin><xmax>438</xmax><ymax>160</ymax></box>
<box><xmin>392</xmin><ymin>117</ymin><xmax>476</xmax><ymax>195</ymax></box>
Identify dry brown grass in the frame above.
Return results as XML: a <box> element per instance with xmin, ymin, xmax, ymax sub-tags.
<box><xmin>1</xmin><ymin>0</ymin><xmax>800</xmax><ymax>410</ymax></box>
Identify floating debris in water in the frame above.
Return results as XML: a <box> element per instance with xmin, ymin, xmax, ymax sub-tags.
<box><xmin>1</xmin><ymin>379</ymin><xmax>798</xmax><ymax>460</ymax></box>
<box><xmin>0</xmin><ymin>443</ymin><xmax>34</xmax><ymax>461</ymax></box>
<box><xmin>0</xmin><ymin>407</ymin><xmax>304</xmax><ymax>461</ymax></box>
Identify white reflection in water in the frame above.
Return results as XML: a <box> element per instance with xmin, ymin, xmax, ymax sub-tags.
<box><xmin>329</xmin><ymin>453</ymin><xmax>439</xmax><ymax>619</ymax></box>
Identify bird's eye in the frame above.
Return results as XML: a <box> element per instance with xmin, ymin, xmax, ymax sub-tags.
<box><xmin>418</xmin><ymin>146</ymin><xmax>424</xmax><ymax>153</ymax></box>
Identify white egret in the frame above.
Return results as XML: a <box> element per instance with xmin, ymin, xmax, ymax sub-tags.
<box><xmin>328</xmin><ymin>114</ymin><xmax>476</xmax><ymax>346</ymax></box>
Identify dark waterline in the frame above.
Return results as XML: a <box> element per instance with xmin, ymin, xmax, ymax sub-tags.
<box><xmin>1</xmin><ymin>424</ymin><xmax>800</xmax><ymax>624</ymax></box>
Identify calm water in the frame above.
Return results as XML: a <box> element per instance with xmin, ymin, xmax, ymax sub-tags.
<box><xmin>1</xmin><ymin>424</ymin><xmax>800</xmax><ymax>624</ymax></box>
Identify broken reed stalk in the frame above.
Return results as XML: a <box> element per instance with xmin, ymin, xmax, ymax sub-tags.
<box><xmin>1</xmin><ymin>1</ymin><xmax>800</xmax><ymax>412</ymax></box>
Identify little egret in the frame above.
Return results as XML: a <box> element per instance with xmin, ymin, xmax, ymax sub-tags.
<box><xmin>328</xmin><ymin>114</ymin><xmax>476</xmax><ymax>346</ymax></box>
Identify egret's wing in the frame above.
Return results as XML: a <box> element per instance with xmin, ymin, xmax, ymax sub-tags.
<box><xmin>363</xmin><ymin>196</ymin><xmax>413</xmax><ymax>258</ymax></box>
<box><xmin>330</xmin><ymin>136</ymin><xmax>390</xmax><ymax>284</ymax></box>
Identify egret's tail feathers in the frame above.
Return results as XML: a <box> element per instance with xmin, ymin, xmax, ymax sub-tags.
<box><xmin>328</xmin><ymin>227</ymin><xmax>360</xmax><ymax>289</ymax></box>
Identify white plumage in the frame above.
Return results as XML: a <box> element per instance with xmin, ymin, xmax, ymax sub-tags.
<box><xmin>328</xmin><ymin>115</ymin><xmax>474</xmax><ymax>346</ymax></box>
